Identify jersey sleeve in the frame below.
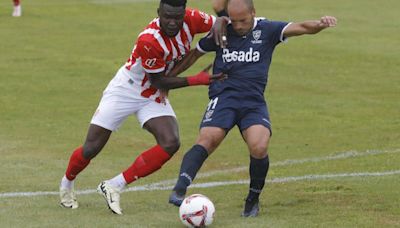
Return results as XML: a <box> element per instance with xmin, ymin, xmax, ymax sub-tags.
<box><xmin>196</xmin><ymin>33</ymin><xmax>217</xmax><ymax>53</ymax></box>
<box><xmin>186</xmin><ymin>8</ymin><xmax>216</xmax><ymax>35</ymax></box>
<box><xmin>268</xmin><ymin>20</ymin><xmax>290</xmax><ymax>45</ymax></box>
<box><xmin>136</xmin><ymin>37</ymin><xmax>166</xmax><ymax>74</ymax></box>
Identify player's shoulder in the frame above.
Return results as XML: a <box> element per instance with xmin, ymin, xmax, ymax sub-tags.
<box><xmin>255</xmin><ymin>17</ymin><xmax>272</xmax><ymax>27</ymax></box>
<box><xmin>255</xmin><ymin>17</ymin><xmax>287</xmax><ymax>30</ymax></box>
<box><xmin>137</xmin><ymin>20</ymin><xmax>162</xmax><ymax>47</ymax></box>
<box><xmin>184</xmin><ymin>8</ymin><xmax>195</xmax><ymax>21</ymax></box>
<box><xmin>184</xmin><ymin>8</ymin><xmax>207</xmax><ymax>18</ymax></box>
<box><xmin>184</xmin><ymin>8</ymin><xmax>213</xmax><ymax>24</ymax></box>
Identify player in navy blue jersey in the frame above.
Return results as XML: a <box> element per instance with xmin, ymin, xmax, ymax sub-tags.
<box><xmin>168</xmin><ymin>0</ymin><xmax>337</xmax><ymax>217</ymax></box>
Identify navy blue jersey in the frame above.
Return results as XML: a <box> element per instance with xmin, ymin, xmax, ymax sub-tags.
<box><xmin>197</xmin><ymin>18</ymin><xmax>289</xmax><ymax>99</ymax></box>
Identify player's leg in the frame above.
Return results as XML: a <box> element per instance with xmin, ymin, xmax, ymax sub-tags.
<box><xmin>12</xmin><ymin>0</ymin><xmax>21</xmax><ymax>17</ymax></box>
<box><xmin>60</xmin><ymin>102</ymin><xmax>121</xmax><ymax>210</ymax></box>
<box><xmin>120</xmin><ymin>115</ymin><xmax>180</xmax><ymax>184</ymax></box>
<box><xmin>170</xmin><ymin>96</ymin><xmax>235</xmax><ymax>206</ymax></box>
<box><xmin>241</xmin><ymin>124</ymin><xmax>271</xmax><ymax>217</ymax></box>
<box><xmin>169</xmin><ymin>126</ymin><xmax>226</xmax><ymax>206</ymax></box>
<box><xmin>238</xmin><ymin>104</ymin><xmax>272</xmax><ymax>217</ymax></box>
<box><xmin>61</xmin><ymin>69</ymin><xmax>135</xmax><ymax>210</ymax></box>
<box><xmin>98</xmin><ymin>101</ymin><xmax>178</xmax><ymax>214</ymax></box>
<box><xmin>212</xmin><ymin>0</ymin><xmax>228</xmax><ymax>16</ymax></box>
<box><xmin>60</xmin><ymin>124</ymin><xmax>112</xmax><ymax>209</ymax></box>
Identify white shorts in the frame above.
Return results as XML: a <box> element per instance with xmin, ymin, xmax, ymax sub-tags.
<box><xmin>90</xmin><ymin>67</ymin><xmax>176</xmax><ymax>131</ymax></box>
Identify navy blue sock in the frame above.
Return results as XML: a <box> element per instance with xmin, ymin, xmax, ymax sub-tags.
<box><xmin>173</xmin><ymin>145</ymin><xmax>209</xmax><ymax>195</ymax></box>
<box><xmin>247</xmin><ymin>155</ymin><xmax>269</xmax><ymax>201</ymax></box>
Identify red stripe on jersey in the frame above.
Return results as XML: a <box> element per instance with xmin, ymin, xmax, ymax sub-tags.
<box><xmin>179</xmin><ymin>30</ymin><xmax>190</xmax><ymax>53</ymax></box>
<box><xmin>141</xmin><ymin>74</ymin><xmax>149</xmax><ymax>87</ymax></box>
<box><xmin>170</xmin><ymin>37</ymin><xmax>182</xmax><ymax>57</ymax></box>
<box><xmin>160</xmin><ymin>34</ymin><xmax>173</xmax><ymax>63</ymax></box>
<box><xmin>125</xmin><ymin>57</ymin><xmax>136</xmax><ymax>71</ymax></box>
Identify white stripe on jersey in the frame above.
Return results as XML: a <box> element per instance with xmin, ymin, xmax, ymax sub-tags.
<box><xmin>280</xmin><ymin>22</ymin><xmax>292</xmax><ymax>43</ymax></box>
<box><xmin>175</xmin><ymin>31</ymin><xmax>186</xmax><ymax>56</ymax></box>
<box><xmin>169</xmin><ymin>39</ymin><xmax>178</xmax><ymax>60</ymax></box>
<box><xmin>155</xmin><ymin>33</ymin><xmax>170</xmax><ymax>59</ymax></box>
<box><xmin>182</xmin><ymin>23</ymin><xmax>193</xmax><ymax>44</ymax></box>
<box><xmin>196</xmin><ymin>42</ymin><xmax>207</xmax><ymax>54</ymax></box>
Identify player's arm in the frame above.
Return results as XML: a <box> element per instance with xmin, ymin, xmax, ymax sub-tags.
<box><xmin>283</xmin><ymin>16</ymin><xmax>337</xmax><ymax>37</ymax></box>
<box><xmin>166</xmin><ymin>49</ymin><xmax>205</xmax><ymax>77</ymax></box>
<box><xmin>148</xmin><ymin>64</ymin><xmax>220</xmax><ymax>90</ymax></box>
<box><xmin>150</xmin><ymin>33</ymin><xmax>222</xmax><ymax>90</ymax></box>
<box><xmin>210</xmin><ymin>16</ymin><xmax>229</xmax><ymax>48</ymax></box>
<box><xmin>189</xmin><ymin>8</ymin><xmax>229</xmax><ymax>48</ymax></box>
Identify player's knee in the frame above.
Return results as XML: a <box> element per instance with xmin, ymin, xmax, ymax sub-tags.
<box><xmin>82</xmin><ymin>143</ymin><xmax>102</xmax><ymax>159</ymax></box>
<box><xmin>196</xmin><ymin>138</ymin><xmax>219</xmax><ymax>154</ymax></box>
<box><xmin>159</xmin><ymin>137</ymin><xmax>181</xmax><ymax>155</ymax></box>
<box><xmin>249</xmin><ymin>144</ymin><xmax>268</xmax><ymax>159</ymax></box>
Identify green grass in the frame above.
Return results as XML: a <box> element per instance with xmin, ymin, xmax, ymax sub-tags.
<box><xmin>1</xmin><ymin>0</ymin><xmax>399</xmax><ymax>227</ymax></box>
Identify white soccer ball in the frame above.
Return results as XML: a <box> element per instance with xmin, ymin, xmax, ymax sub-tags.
<box><xmin>179</xmin><ymin>194</ymin><xmax>215</xmax><ymax>227</ymax></box>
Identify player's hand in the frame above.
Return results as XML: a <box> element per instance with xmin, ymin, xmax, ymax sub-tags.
<box><xmin>186</xmin><ymin>64</ymin><xmax>214</xmax><ymax>86</ymax></box>
<box><xmin>208</xmin><ymin>16</ymin><xmax>229</xmax><ymax>48</ymax></box>
<box><xmin>201</xmin><ymin>64</ymin><xmax>227</xmax><ymax>82</ymax></box>
<box><xmin>318</xmin><ymin>16</ymin><xmax>337</xmax><ymax>28</ymax></box>
<box><xmin>200</xmin><ymin>64</ymin><xmax>227</xmax><ymax>83</ymax></box>
<box><xmin>187</xmin><ymin>64</ymin><xmax>227</xmax><ymax>86</ymax></box>
<box><xmin>209</xmin><ymin>72</ymin><xmax>227</xmax><ymax>82</ymax></box>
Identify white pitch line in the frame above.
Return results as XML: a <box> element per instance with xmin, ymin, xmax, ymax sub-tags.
<box><xmin>191</xmin><ymin>170</ymin><xmax>400</xmax><ymax>188</ymax></box>
<box><xmin>1</xmin><ymin>170</ymin><xmax>399</xmax><ymax>198</ymax></box>
<box><xmin>128</xmin><ymin>148</ymin><xmax>400</xmax><ymax>188</ymax></box>
<box><xmin>0</xmin><ymin>148</ymin><xmax>399</xmax><ymax>198</ymax></box>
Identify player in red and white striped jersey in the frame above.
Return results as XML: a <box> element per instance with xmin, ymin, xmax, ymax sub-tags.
<box><xmin>123</xmin><ymin>6</ymin><xmax>219</xmax><ymax>102</ymax></box>
<box><xmin>12</xmin><ymin>0</ymin><xmax>21</xmax><ymax>17</ymax></box>
<box><xmin>59</xmin><ymin>0</ymin><xmax>228</xmax><ymax>215</ymax></box>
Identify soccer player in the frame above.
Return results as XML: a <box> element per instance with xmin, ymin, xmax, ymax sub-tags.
<box><xmin>12</xmin><ymin>0</ymin><xmax>21</xmax><ymax>17</ymax></box>
<box><xmin>212</xmin><ymin>0</ymin><xmax>228</xmax><ymax>17</ymax></box>
<box><xmin>59</xmin><ymin>0</ymin><xmax>228</xmax><ymax>215</ymax></box>
<box><xmin>168</xmin><ymin>0</ymin><xmax>337</xmax><ymax>217</ymax></box>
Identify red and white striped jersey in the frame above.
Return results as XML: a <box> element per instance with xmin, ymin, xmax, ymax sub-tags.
<box><xmin>124</xmin><ymin>8</ymin><xmax>216</xmax><ymax>102</ymax></box>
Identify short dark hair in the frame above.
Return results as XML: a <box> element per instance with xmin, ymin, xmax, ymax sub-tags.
<box><xmin>160</xmin><ymin>0</ymin><xmax>187</xmax><ymax>7</ymax></box>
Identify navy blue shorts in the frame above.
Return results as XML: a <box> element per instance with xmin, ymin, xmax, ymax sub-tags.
<box><xmin>199</xmin><ymin>93</ymin><xmax>272</xmax><ymax>134</ymax></box>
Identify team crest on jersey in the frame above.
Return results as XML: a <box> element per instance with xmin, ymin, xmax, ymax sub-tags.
<box><xmin>252</xmin><ymin>30</ymin><xmax>262</xmax><ymax>44</ymax></box>
<box><xmin>145</xmin><ymin>58</ymin><xmax>157</xmax><ymax>68</ymax></box>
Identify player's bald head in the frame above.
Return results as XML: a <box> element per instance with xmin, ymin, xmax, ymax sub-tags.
<box><xmin>227</xmin><ymin>0</ymin><xmax>254</xmax><ymax>14</ymax></box>
<box><xmin>226</xmin><ymin>0</ymin><xmax>255</xmax><ymax>36</ymax></box>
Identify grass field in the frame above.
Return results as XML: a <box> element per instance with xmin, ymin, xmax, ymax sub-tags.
<box><xmin>1</xmin><ymin>0</ymin><xmax>399</xmax><ymax>227</ymax></box>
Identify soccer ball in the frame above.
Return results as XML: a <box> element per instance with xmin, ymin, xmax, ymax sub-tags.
<box><xmin>179</xmin><ymin>194</ymin><xmax>215</xmax><ymax>227</ymax></box>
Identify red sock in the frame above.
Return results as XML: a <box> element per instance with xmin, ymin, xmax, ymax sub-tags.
<box><xmin>122</xmin><ymin>145</ymin><xmax>171</xmax><ymax>184</ymax></box>
<box><xmin>13</xmin><ymin>0</ymin><xmax>20</xmax><ymax>6</ymax></box>
<box><xmin>65</xmin><ymin>146</ymin><xmax>91</xmax><ymax>181</ymax></box>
